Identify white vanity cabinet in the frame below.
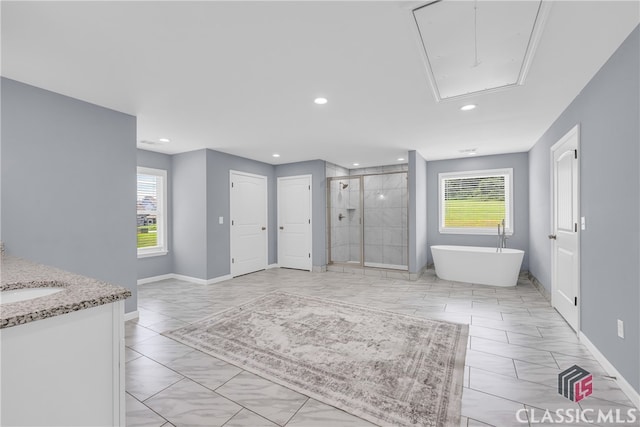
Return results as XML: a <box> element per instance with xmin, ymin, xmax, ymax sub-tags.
<box><xmin>0</xmin><ymin>300</ymin><xmax>125</xmax><ymax>426</ymax></box>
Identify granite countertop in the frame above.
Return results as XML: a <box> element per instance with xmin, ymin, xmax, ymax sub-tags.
<box><xmin>1</xmin><ymin>255</ymin><xmax>132</xmax><ymax>329</ymax></box>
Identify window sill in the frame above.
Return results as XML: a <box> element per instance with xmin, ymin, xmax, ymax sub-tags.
<box><xmin>137</xmin><ymin>250</ymin><xmax>168</xmax><ymax>259</ymax></box>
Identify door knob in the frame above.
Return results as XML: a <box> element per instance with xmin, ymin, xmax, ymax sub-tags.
<box><xmin>548</xmin><ymin>234</ymin><xmax>557</xmax><ymax>240</ymax></box>
<box><xmin>261</xmin><ymin>227</ymin><xmax>266</xmax><ymax>230</ymax></box>
<box><xmin>279</xmin><ymin>226</ymin><xmax>284</xmax><ymax>230</ymax></box>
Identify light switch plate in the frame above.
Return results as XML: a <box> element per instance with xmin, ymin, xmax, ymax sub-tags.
<box><xmin>617</xmin><ymin>319</ymin><xmax>624</xmax><ymax>338</ymax></box>
<box><xmin>219</xmin><ymin>216</ymin><xmax>224</xmax><ymax>225</ymax></box>
<box><xmin>581</xmin><ymin>216</ymin><xmax>586</xmax><ymax>230</ymax></box>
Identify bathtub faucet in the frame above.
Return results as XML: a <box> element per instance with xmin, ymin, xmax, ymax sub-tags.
<box><xmin>497</xmin><ymin>219</ymin><xmax>508</xmax><ymax>252</ymax></box>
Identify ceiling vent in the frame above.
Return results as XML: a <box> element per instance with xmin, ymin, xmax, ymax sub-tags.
<box><xmin>412</xmin><ymin>0</ymin><xmax>551</xmax><ymax>101</ymax></box>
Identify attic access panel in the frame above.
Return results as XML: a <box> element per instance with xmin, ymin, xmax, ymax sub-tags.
<box><xmin>413</xmin><ymin>0</ymin><xmax>550</xmax><ymax>101</ymax></box>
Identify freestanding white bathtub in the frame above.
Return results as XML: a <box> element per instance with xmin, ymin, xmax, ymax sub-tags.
<box><xmin>431</xmin><ymin>245</ymin><xmax>525</xmax><ymax>287</ymax></box>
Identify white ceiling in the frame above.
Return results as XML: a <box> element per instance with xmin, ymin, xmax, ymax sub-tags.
<box><xmin>2</xmin><ymin>1</ymin><xmax>638</xmax><ymax>167</ymax></box>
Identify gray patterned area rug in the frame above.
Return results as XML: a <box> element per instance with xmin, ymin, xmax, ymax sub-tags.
<box><xmin>163</xmin><ymin>291</ymin><xmax>468</xmax><ymax>426</ymax></box>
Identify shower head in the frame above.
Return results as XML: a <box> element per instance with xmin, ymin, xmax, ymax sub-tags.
<box><xmin>341</xmin><ymin>182</ymin><xmax>349</xmax><ymax>189</ymax></box>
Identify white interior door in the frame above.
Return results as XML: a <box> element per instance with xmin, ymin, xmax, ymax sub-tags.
<box><xmin>230</xmin><ymin>171</ymin><xmax>267</xmax><ymax>277</ymax></box>
<box><xmin>278</xmin><ymin>175</ymin><xmax>312</xmax><ymax>271</ymax></box>
<box><xmin>551</xmin><ymin>125</ymin><xmax>580</xmax><ymax>331</ymax></box>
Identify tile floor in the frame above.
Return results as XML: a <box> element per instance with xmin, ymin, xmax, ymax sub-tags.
<box><xmin>126</xmin><ymin>268</ymin><xmax>636</xmax><ymax>427</ymax></box>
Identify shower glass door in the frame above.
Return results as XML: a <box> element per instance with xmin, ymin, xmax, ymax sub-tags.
<box><xmin>327</xmin><ymin>171</ymin><xmax>408</xmax><ymax>270</ymax></box>
<box><xmin>328</xmin><ymin>177</ymin><xmax>362</xmax><ymax>265</ymax></box>
<box><xmin>363</xmin><ymin>172</ymin><xmax>408</xmax><ymax>270</ymax></box>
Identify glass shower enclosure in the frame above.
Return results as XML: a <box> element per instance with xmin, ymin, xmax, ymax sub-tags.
<box><xmin>327</xmin><ymin>172</ymin><xmax>408</xmax><ymax>270</ymax></box>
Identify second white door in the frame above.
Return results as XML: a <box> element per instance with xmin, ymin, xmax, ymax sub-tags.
<box><xmin>230</xmin><ymin>171</ymin><xmax>268</xmax><ymax>277</ymax></box>
<box><xmin>278</xmin><ymin>175</ymin><xmax>312</xmax><ymax>271</ymax></box>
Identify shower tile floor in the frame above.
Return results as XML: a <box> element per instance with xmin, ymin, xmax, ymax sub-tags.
<box><xmin>126</xmin><ymin>269</ymin><xmax>636</xmax><ymax>427</ymax></box>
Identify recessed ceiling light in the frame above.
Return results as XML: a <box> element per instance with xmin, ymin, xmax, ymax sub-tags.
<box><xmin>272</xmin><ymin>154</ymin><xmax>280</xmax><ymax>158</ymax></box>
<box><xmin>460</xmin><ymin>148</ymin><xmax>477</xmax><ymax>156</ymax></box>
<box><xmin>352</xmin><ymin>163</ymin><xmax>360</xmax><ymax>166</ymax></box>
<box><xmin>460</xmin><ymin>104</ymin><xmax>476</xmax><ymax>111</ymax></box>
<box><xmin>397</xmin><ymin>157</ymin><xmax>405</xmax><ymax>161</ymax></box>
<box><xmin>314</xmin><ymin>97</ymin><xmax>328</xmax><ymax>105</ymax></box>
<box><xmin>159</xmin><ymin>138</ymin><xmax>171</xmax><ymax>143</ymax></box>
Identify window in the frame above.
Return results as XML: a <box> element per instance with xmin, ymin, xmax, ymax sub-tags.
<box><xmin>137</xmin><ymin>167</ymin><xmax>167</xmax><ymax>257</ymax></box>
<box><xmin>439</xmin><ymin>168</ymin><xmax>513</xmax><ymax>235</ymax></box>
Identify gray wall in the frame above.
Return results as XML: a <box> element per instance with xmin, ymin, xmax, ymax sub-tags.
<box><xmin>137</xmin><ymin>149</ymin><xmax>174</xmax><ymax>280</ymax></box>
<box><xmin>426</xmin><ymin>153</ymin><xmax>530</xmax><ymax>270</ymax></box>
<box><xmin>275</xmin><ymin>160</ymin><xmax>327</xmax><ymax>268</ymax></box>
<box><xmin>529</xmin><ymin>26</ymin><xmax>639</xmax><ymax>393</ymax></box>
<box><xmin>148</xmin><ymin>151</ymin><xmax>325</xmax><ymax>280</ymax></box>
<box><xmin>1</xmin><ymin>78</ymin><xmax>138</xmax><ymax>313</ymax></box>
<box><xmin>206</xmin><ymin>149</ymin><xmax>277</xmax><ymax>279</ymax></box>
<box><xmin>172</xmin><ymin>150</ymin><xmax>208</xmax><ymax>280</ymax></box>
<box><xmin>408</xmin><ymin>151</ymin><xmax>428</xmax><ymax>273</ymax></box>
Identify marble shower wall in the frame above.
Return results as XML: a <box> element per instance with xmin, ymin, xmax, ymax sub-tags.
<box><xmin>325</xmin><ymin>162</ymin><xmax>350</xmax><ymax>179</ymax></box>
<box><xmin>349</xmin><ymin>163</ymin><xmax>408</xmax><ymax>176</ymax></box>
<box><xmin>363</xmin><ymin>172</ymin><xmax>408</xmax><ymax>268</ymax></box>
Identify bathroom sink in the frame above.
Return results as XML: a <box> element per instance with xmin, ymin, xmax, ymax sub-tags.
<box><xmin>1</xmin><ymin>287</ymin><xmax>64</xmax><ymax>304</ymax></box>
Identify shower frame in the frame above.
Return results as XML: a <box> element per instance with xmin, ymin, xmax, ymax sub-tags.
<box><xmin>326</xmin><ymin>171</ymin><xmax>409</xmax><ymax>270</ymax></box>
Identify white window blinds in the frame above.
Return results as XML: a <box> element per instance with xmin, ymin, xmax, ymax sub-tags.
<box><xmin>439</xmin><ymin>168</ymin><xmax>513</xmax><ymax>235</ymax></box>
<box><xmin>137</xmin><ymin>167</ymin><xmax>167</xmax><ymax>256</ymax></box>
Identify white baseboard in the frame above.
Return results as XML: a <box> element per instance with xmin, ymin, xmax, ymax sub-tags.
<box><xmin>204</xmin><ymin>274</ymin><xmax>233</xmax><ymax>285</ymax></box>
<box><xmin>172</xmin><ymin>273</ymin><xmax>233</xmax><ymax>285</ymax></box>
<box><xmin>124</xmin><ymin>310</ymin><xmax>139</xmax><ymax>322</ymax></box>
<box><xmin>137</xmin><ymin>274</ymin><xmax>174</xmax><ymax>285</ymax></box>
<box><xmin>579</xmin><ymin>331</ymin><xmax>640</xmax><ymax>408</ymax></box>
<box><xmin>170</xmin><ymin>273</ymin><xmax>209</xmax><ymax>285</ymax></box>
<box><xmin>138</xmin><ymin>273</ymin><xmax>233</xmax><ymax>286</ymax></box>
<box><xmin>266</xmin><ymin>264</ymin><xmax>280</xmax><ymax>269</ymax></box>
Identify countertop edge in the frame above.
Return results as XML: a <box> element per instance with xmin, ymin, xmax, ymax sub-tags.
<box><xmin>1</xmin><ymin>256</ymin><xmax>133</xmax><ymax>329</ymax></box>
<box><xmin>1</xmin><ymin>291</ymin><xmax>132</xmax><ymax>329</ymax></box>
